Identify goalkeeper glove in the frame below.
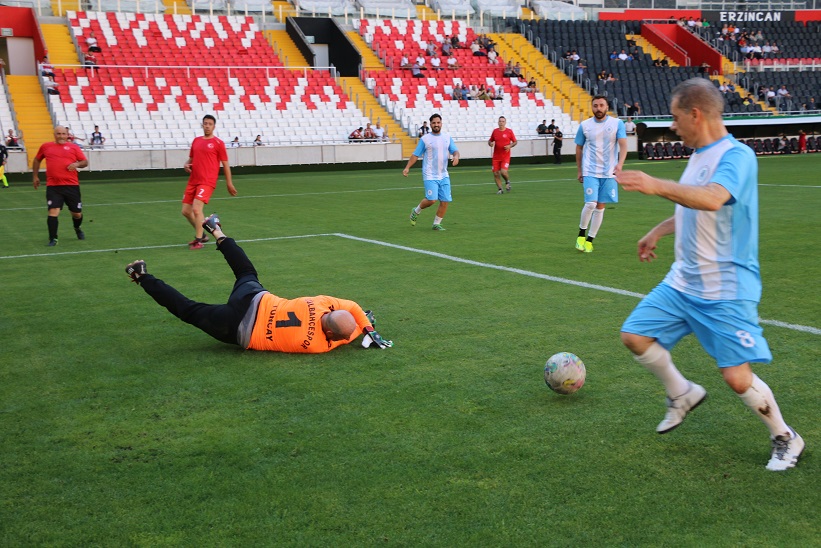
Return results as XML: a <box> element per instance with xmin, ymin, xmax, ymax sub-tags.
<box><xmin>364</xmin><ymin>310</ymin><xmax>376</xmax><ymax>327</ymax></box>
<box><xmin>362</xmin><ymin>326</ymin><xmax>393</xmax><ymax>349</ymax></box>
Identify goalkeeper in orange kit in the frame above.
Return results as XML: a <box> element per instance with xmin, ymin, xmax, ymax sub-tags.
<box><xmin>125</xmin><ymin>214</ymin><xmax>393</xmax><ymax>352</ymax></box>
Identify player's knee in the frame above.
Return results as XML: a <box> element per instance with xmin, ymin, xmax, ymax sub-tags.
<box><xmin>620</xmin><ymin>331</ymin><xmax>647</xmax><ymax>354</ymax></box>
<box><xmin>583</xmin><ymin>201</ymin><xmax>597</xmax><ymax>212</ymax></box>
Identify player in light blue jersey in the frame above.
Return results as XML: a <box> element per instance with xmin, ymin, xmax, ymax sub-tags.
<box><xmin>403</xmin><ymin>113</ymin><xmax>460</xmax><ymax>231</ymax></box>
<box><xmin>574</xmin><ymin>95</ymin><xmax>627</xmax><ymax>252</ymax></box>
<box><xmin>618</xmin><ymin>78</ymin><xmax>803</xmax><ymax>471</ymax></box>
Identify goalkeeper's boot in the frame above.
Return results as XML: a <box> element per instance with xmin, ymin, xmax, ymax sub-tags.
<box><xmin>575</xmin><ymin>236</ymin><xmax>585</xmax><ymax>251</ymax></box>
<box><xmin>656</xmin><ymin>382</ymin><xmax>706</xmax><ymax>434</ymax></box>
<box><xmin>202</xmin><ymin>213</ymin><xmax>222</xmax><ymax>236</ymax></box>
<box><xmin>409</xmin><ymin>208</ymin><xmax>418</xmax><ymax>226</ymax></box>
<box><xmin>432</xmin><ymin>224</ymin><xmax>446</xmax><ymax>231</ymax></box>
<box><xmin>583</xmin><ymin>240</ymin><xmax>594</xmax><ymax>253</ymax></box>
<box><xmin>125</xmin><ymin>260</ymin><xmax>148</xmax><ymax>284</ymax></box>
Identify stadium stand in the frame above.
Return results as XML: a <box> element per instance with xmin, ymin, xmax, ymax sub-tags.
<box><xmin>358</xmin><ymin>0</ymin><xmax>416</xmax><ymax>18</ymax></box>
<box><xmin>358</xmin><ymin>19</ymin><xmax>577</xmax><ymax>138</ymax></box>
<box><xmin>48</xmin><ymin>12</ymin><xmax>370</xmax><ymax>147</ymax></box>
<box><xmin>428</xmin><ymin>0</ymin><xmax>475</xmax><ymax>17</ymax></box>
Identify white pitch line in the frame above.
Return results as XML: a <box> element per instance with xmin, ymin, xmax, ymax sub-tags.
<box><xmin>331</xmin><ymin>233</ymin><xmax>821</xmax><ymax>336</ymax></box>
<box><xmin>2</xmin><ymin>232</ymin><xmax>818</xmax><ymax>336</ymax></box>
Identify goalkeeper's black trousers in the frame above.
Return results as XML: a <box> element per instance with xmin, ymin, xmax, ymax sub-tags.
<box><xmin>137</xmin><ymin>238</ymin><xmax>265</xmax><ymax>345</ymax></box>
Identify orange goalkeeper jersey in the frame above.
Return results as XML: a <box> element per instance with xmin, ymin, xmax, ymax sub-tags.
<box><xmin>247</xmin><ymin>293</ymin><xmax>371</xmax><ymax>353</ymax></box>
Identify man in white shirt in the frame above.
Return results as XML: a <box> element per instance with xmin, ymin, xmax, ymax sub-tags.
<box><xmin>624</xmin><ymin>117</ymin><xmax>636</xmax><ymax>134</ymax></box>
<box><xmin>430</xmin><ymin>53</ymin><xmax>442</xmax><ymax>70</ymax></box>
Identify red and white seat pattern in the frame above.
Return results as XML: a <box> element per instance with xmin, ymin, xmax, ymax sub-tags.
<box><xmin>68</xmin><ymin>11</ymin><xmax>279</xmax><ymax>66</ymax></box>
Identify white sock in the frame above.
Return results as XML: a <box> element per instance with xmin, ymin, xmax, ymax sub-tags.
<box><xmin>579</xmin><ymin>201</ymin><xmax>596</xmax><ymax>230</ymax></box>
<box><xmin>414</xmin><ymin>205</ymin><xmax>422</xmax><ymax>214</ymax></box>
<box><xmin>434</xmin><ymin>216</ymin><xmax>443</xmax><ymax>225</ymax></box>
<box><xmin>738</xmin><ymin>374</ymin><xmax>790</xmax><ymax>438</ymax></box>
<box><xmin>634</xmin><ymin>342</ymin><xmax>690</xmax><ymax>398</ymax></box>
<box><xmin>589</xmin><ymin>208</ymin><xmax>605</xmax><ymax>238</ymax></box>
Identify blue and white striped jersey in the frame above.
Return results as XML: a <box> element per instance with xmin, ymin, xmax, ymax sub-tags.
<box><xmin>413</xmin><ymin>132</ymin><xmax>458</xmax><ymax>181</ymax></box>
<box><xmin>574</xmin><ymin>116</ymin><xmax>626</xmax><ymax>177</ymax></box>
<box><xmin>663</xmin><ymin>135</ymin><xmax>762</xmax><ymax>302</ymax></box>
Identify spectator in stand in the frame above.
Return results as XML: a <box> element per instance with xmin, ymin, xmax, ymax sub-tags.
<box><xmin>6</xmin><ymin>129</ymin><xmax>20</xmax><ymax>148</ymax></box>
<box><xmin>537</xmin><ymin>120</ymin><xmax>549</xmax><ymax>135</ymax></box>
<box><xmin>442</xmin><ymin>41</ymin><xmax>452</xmax><ymax>57</ymax></box>
<box><xmin>627</xmin><ymin>101</ymin><xmax>641</xmax><ymax>117</ymax></box>
<box><xmin>230</xmin><ymin>137</ymin><xmax>240</xmax><ymax>148</ymax></box>
<box><xmin>570</xmin><ymin>50</ymin><xmax>580</xmax><ymax>62</ymax></box>
<box><xmin>40</xmin><ymin>56</ymin><xmax>54</xmax><ymax>78</ymax></box>
<box><xmin>770</xmin><ymin>41</ymin><xmax>779</xmax><ymax>55</ymax></box>
<box><xmin>459</xmin><ymin>84</ymin><xmax>469</xmax><ymax>100</ymax></box>
<box><xmin>477</xmin><ymin>85</ymin><xmax>491</xmax><ymax>100</ymax></box>
<box><xmin>470</xmin><ymin>41</ymin><xmax>486</xmax><ymax>57</ymax></box>
<box><xmin>624</xmin><ymin>117</ymin><xmax>636</xmax><ymax>135</ymax></box>
<box><xmin>777</xmin><ymin>85</ymin><xmax>790</xmax><ymax>99</ymax></box>
<box><xmin>512</xmin><ymin>62</ymin><xmax>523</xmax><ymax>78</ymax></box>
<box><xmin>698</xmin><ymin>61</ymin><xmax>711</xmax><ymax>75</ymax></box>
<box><xmin>253</xmin><ymin>135</ymin><xmax>263</xmax><ymax>146</ymax></box>
<box><xmin>399</xmin><ymin>54</ymin><xmax>410</xmax><ymax>68</ymax></box>
<box><xmin>547</xmin><ymin>119</ymin><xmax>557</xmax><ymax>135</ymax></box>
<box><xmin>430</xmin><ymin>53</ymin><xmax>442</xmax><ymax>70</ymax></box>
<box><xmin>808</xmin><ymin>97</ymin><xmax>817</xmax><ymax>111</ymax></box>
<box><xmin>618</xmin><ymin>49</ymin><xmax>629</xmax><ymax>61</ymax></box>
<box><xmin>526</xmin><ymin>78</ymin><xmax>537</xmax><ymax>93</ymax></box>
<box><xmin>766</xmin><ymin>86</ymin><xmax>776</xmax><ymax>107</ymax></box>
<box><xmin>743</xmin><ymin>95</ymin><xmax>755</xmax><ymax>106</ymax></box>
<box><xmin>450</xmin><ymin>35</ymin><xmax>461</xmax><ymax>49</ymax></box>
<box><xmin>83</xmin><ymin>51</ymin><xmax>97</xmax><ymax>68</ymax></box>
<box><xmin>90</xmin><ymin>125</ymin><xmax>106</xmax><ymax>148</ymax></box>
<box><xmin>65</xmin><ymin>127</ymin><xmax>82</xmax><ymax>146</ymax></box>
<box><xmin>425</xmin><ymin>41</ymin><xmax>436</xmax><ymax>56</ymax></box>
<box><xmin>487</xmin><ymin>47</ymin><xmax>499</xmax><ymax>65</ymax></box>
<box><xmin>576</xmin><ymin>59</ymin><xmax>586</xmax><ymax>83</ymax></box>
<box><xmin>411</xmin><ymin>61</ymin><xmax>425</xmax><ymax>78</ymax></box>
<box><xmin>418</xmin><ymin>121</ymin><xmax>430</xmax><ymax>137</ymax></box>
<box><xmin>777</xmin><ymin>134</ymin><xmax>790</xmax><ymax>154</ymax></box>
<box><xmin>415</xmin><ymin>53</ymin><xmax>426</xmax><ymax>67</ymax></box>
<box><xmin>609</xmin><ymin>50</ymin><xmax>619</xmax><ymax>61</ymax></box>
<box><xmin>496</xmin><ymin>86</ymin><xmax>504</xmax><ymax>101</ymax></box>
<box><xmin>373</xmin><ymin>122</ymin><xmax>386</xmax><ymax>142</ymax></box>
<box><xmin>514</xmin><ymin>76</ymin><xmax>528</xmax><ymax>91</ymax></box>
<box><xmin>503</xmin><ymin>61</ymin><xmax>515</xmax><ymax>77</ymax></box>
<box><xmin>446</xmin><ymin>56</ymin><xmax>459</xmax><ymax>70</ymax></box>
<box><xmin>798</xmin><ymin>130</ymin><xmax>807</xmax><ymax>153</ymax></box>
<box><xmin>363</xmin><ymin>123</ymin><xmax>376</xmax><ymax>141</ymax></box>
<box><xmin>44</xmin><ymin>75</ymin><xmax>60</xmax><ymax>95</ymax></box>
<box><xmin>348</xmin><ymin>127</ymin><xmax>363</xmax><ymax>142</ymax></box>
<box><xmin>86</xmin><ymin>32</ymin><xmax>102</xmax><ymax>53</ymax></box>
<box><xmin>487</xmin><ymin>86</ymin><xmax>497</xmax><ymax>100</ymax></box>
<box><xmin>469</xmin><ymin>85</ymin><xmax>480</xmax><ymax>100</ymax></box>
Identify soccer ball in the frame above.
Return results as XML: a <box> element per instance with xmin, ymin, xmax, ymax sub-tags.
<box><xmin>544</xmin><ymin>352</ymin><xmax>586</xmax><ymax>395</ymax></box>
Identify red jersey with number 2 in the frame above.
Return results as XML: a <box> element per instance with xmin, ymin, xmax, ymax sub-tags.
<box><xmin>490</xmin><ymin>128</ymin><xmax>516</xmax><ymax>160</ymax></box>
<box><xmin>188</xmin><ymin>136</ymin><xmax>227</xmax><ymax>187</ymax></box>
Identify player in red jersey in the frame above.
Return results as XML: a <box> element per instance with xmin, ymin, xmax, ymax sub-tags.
<box><xmin>32</xmin><ymin>125</ymin><xmax>89</xmax><ymax>246</ymax></box>
<box><xmin>182</xmin><ymin>114</ymin><xmax>237</xmax><ymax>250</ymax></box>
<box><xmin>488</xmin><ymin>116</ymin><xmax>517</xmax><ymax>194</ymax></box>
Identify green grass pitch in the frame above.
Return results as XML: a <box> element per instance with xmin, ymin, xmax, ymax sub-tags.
<box><xmin>1</xmin><ymin>153</ymin><xmax>819</xmax><ymax>545</ymax></box>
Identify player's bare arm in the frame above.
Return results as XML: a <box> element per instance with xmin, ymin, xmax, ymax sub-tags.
<box><xmin>504</xmin><ymin>140</ymin><xmax>516</xmax><ymax>151</ymax></box>
<box><xmin>67</xmin><ymin>159</ymin><xmax>88</xmax><ymax>171</ymax></box>
<box><xmin>575</xmin><ymin>145</ymin><xmax>584</xmax><ymax>182</ymax></box>
<box><xmin>615</xmin><ymin>137</ymin><xmax>628</xmax><ymax>175</ymax></box>
<box><xmin>32</xmin><ymin>158</ymin><xmax>41</xmax><ymax>188</ymax></box>
<box><xmin>451</xmin><ymin>151</ymin><xmax>460</xmax><ymax>166</ymax></box>
<box><xmin>184</xmin><ymin>157</ymin><xmax>193</xmax><ymax>174</ymax></box>
<box><xmin>402</xmin><ymin>156</ymin><xmax>419</xmax><ymax>176</ymax></box>
<box><xmin>618</xmin><ymin>170</ymin><xmax>730</xmax><ymax>211</ymax></box>
<box><xmin>637</xmin><ymin>216</ymin><xmax>675</xmax><ymax>262</ymax></box>
<box><xmin>222</xmin><ymin>161</ymin><xmax>237</xmax><ymax>196</ymax></box>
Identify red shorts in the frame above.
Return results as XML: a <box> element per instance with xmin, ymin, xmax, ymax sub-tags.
<box><xmin>182</xmin><ymin>183</ymin><xmax>215</xmax><ymax>205</ymax></box>
<box><xmin>492</xmin><ymin>158</ymin><xmax>510</xmax><ymax>172</ymax></box>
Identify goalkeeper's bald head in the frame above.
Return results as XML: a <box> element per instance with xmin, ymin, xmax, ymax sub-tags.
<box><xmin>322</xmin><ymin>310</ymin><xmax>357</xmax><ymax>341</ymax></box>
